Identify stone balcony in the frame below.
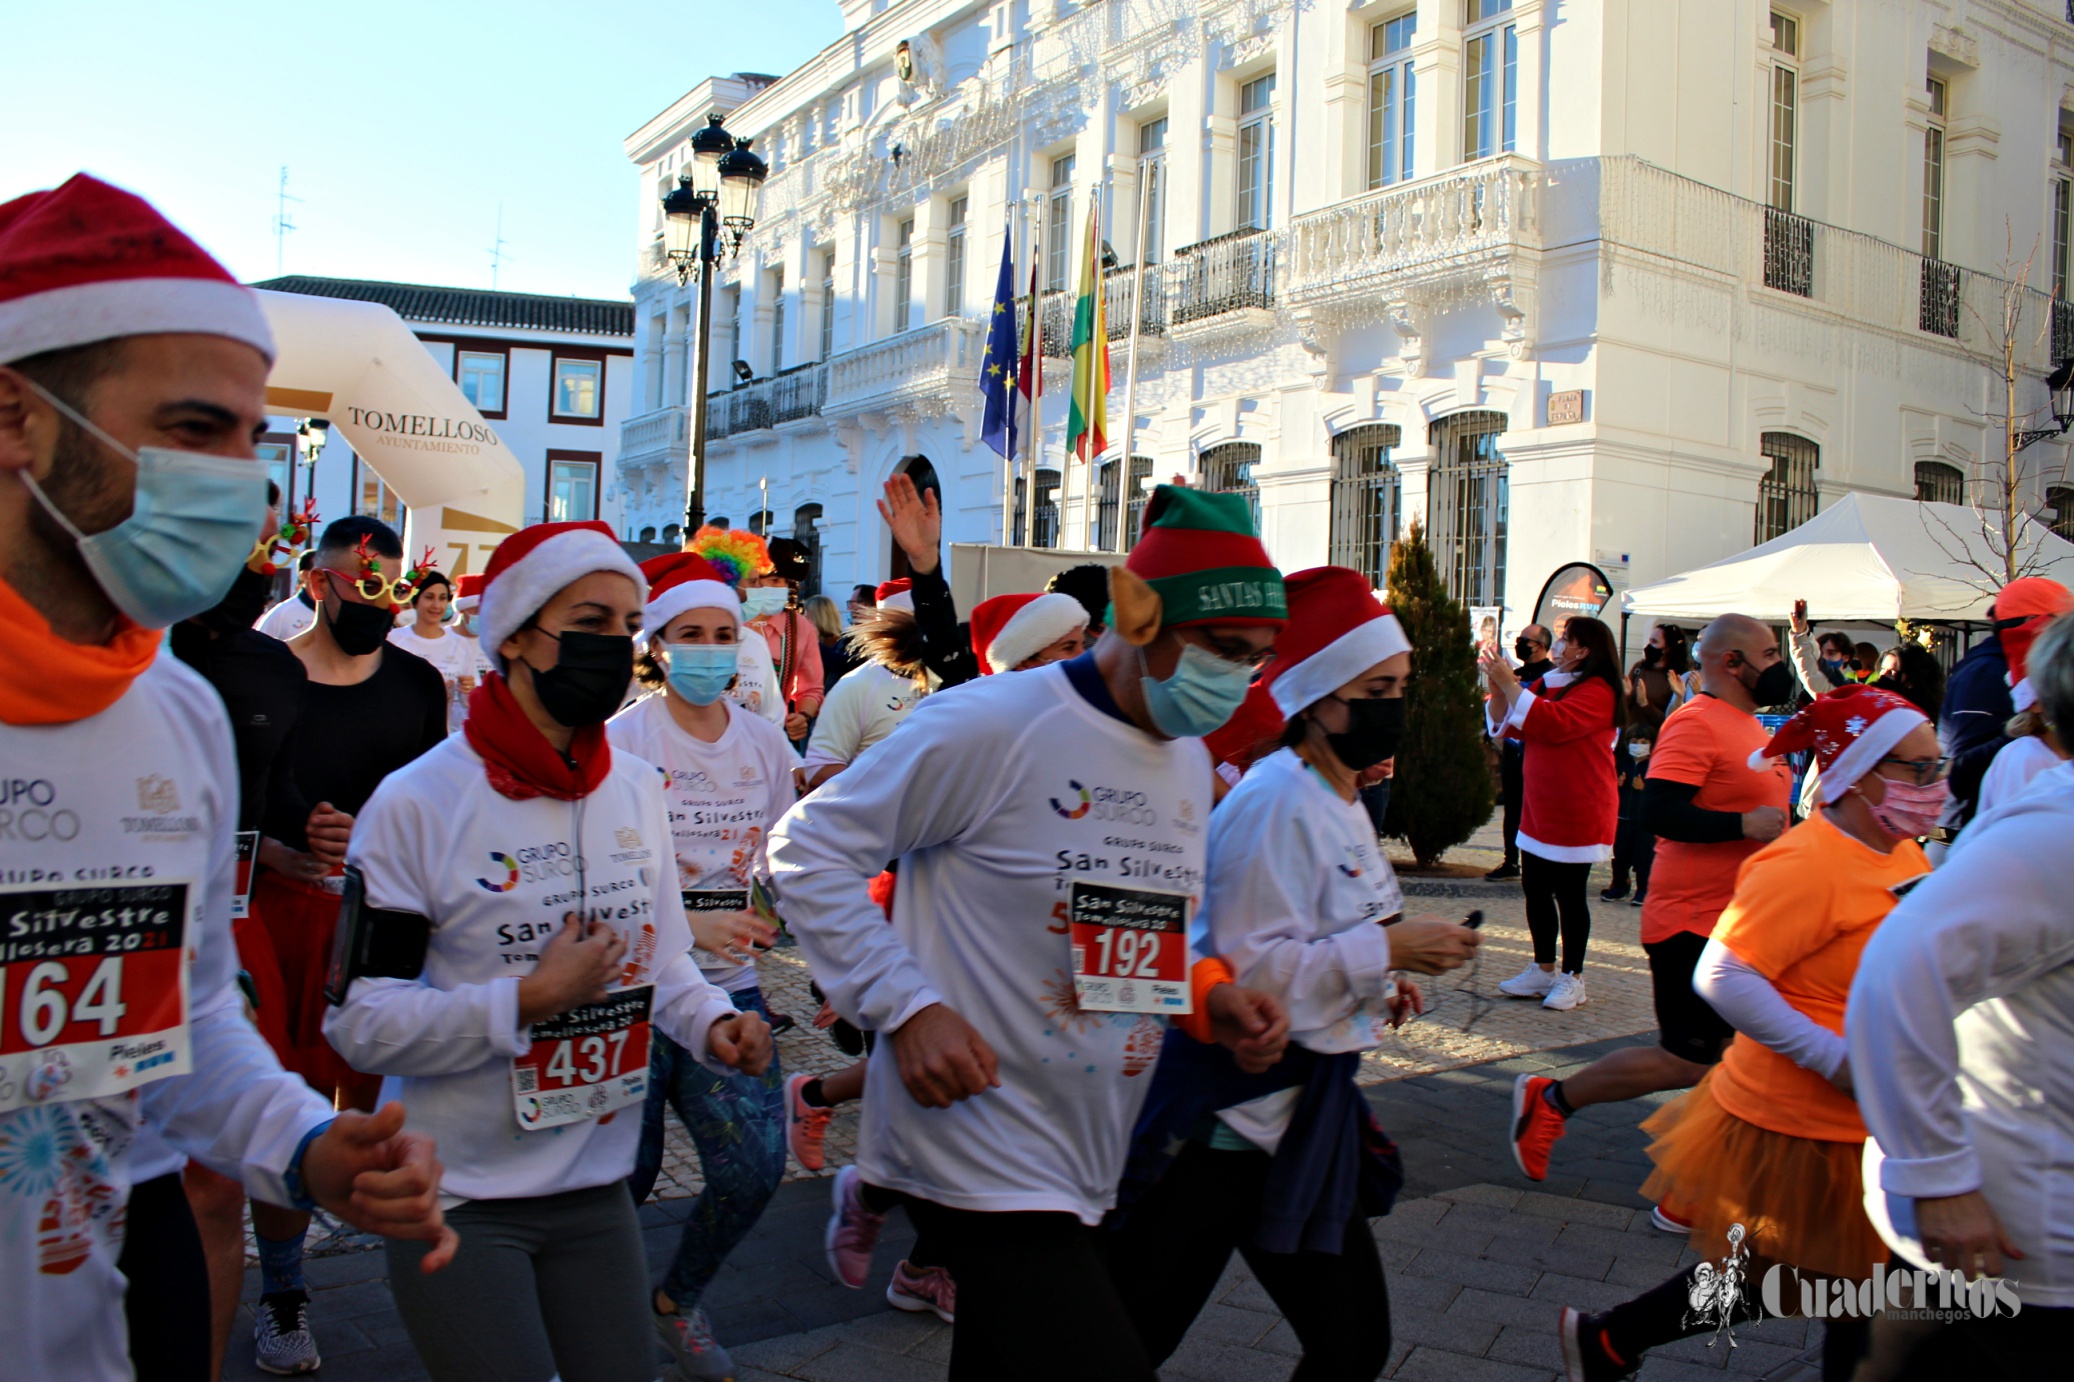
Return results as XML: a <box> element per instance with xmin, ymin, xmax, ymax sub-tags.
<box><xmin>820</xmin><ymin>316</ymin><xmax>986</xmax><ymax>420</ymax></box>
<box><xmin>620</xmin><ymin>404</ymin><xmax>688</xmax><ymax>470</ymax></box>
<box><xmin>708</xmin><ymin>362</ymin><xmax>829</xmax><ymax>439</ymax></box>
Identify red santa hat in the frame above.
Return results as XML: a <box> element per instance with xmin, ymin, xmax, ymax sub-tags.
<box><xmin>969</xmin><ymin>592</ymin><xmax>1089</xmax><ymax>674</ymax></box>
<box><xmin>639</xmin><ymin>552</ymin><xmax>740</xmax><ymax>645</ymax></box>
<box><xmin>876</xmin><ymin>578</ymin><xmax>915</xmax><ymax>615</ymax></box>
<box><xmin>452</xmin><ymin>573</ymin><xmax>484</xmax><ymax>615</ymax></box>
<box><xmin>1749</xmin><ymin>684</ymin><xmax>1926</xmax><ymax>804</ymax></box>
<box><xmin>0</xmin><ymin>174</ymin><xmax>274</xmax><ymax>365</ymax></box>
<box><xmin>475</xmin><ymin>521</ymin><xmax>646</xmax><ymax>673</ymax></box>
<box><xmin>1257</xmin><ymin>566</ymin><xmax>1411</xmax><ymax>718</ymax></box>
<box><xmin>1995</xmin><ymin>576</ymin><xmax>2073</xmax><ymax>712</ymax></box>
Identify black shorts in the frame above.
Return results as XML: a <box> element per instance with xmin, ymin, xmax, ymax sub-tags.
<box><xmin>1644</xmin><ymin>930</ymin><xmax>1735</xmax><ymax>1066</ymax></box>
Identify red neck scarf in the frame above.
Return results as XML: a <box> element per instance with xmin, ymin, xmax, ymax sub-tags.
<box><xmin>464</xmin><ymin>671</ymin><xmax>612</xmax><ymax>801</ymax></box>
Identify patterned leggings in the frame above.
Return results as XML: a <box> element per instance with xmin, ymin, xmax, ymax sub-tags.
<box><xmin>626</xmin><ymin>986</ymin><xmax>787</xmax><ymax>1310</ymax></box>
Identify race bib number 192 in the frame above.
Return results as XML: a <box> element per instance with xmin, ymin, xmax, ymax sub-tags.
<box><xmin>1069</xmin><ymin>881</ymin><xmax>1192</xmax><ymax>1015</ymax></box>
<box><xmin>512</xmin><ymin>985</ymin><xmax>653</xmax><ymax>1130</ymax></box>
<box><xmin>0</xmin><ymin>880</ymin><xmax>192</xmax><ymax>1114</ymax></box>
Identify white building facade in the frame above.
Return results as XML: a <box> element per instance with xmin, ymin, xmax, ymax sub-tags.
<box><xmin>617</xmin><ymin>0</ymin><xmax>2074</xmax><ymax>627</ymax></box>
<box><xmin>254</xmin><ymin>277</ymin><xmax>635</xmax><ymax>542</ymax></box>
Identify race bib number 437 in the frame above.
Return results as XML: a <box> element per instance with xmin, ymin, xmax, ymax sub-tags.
<box><xmin>0</xmin><ymin>880</ymin><xmax>192</xmax><ymax>1114</ymax></box>
<box><xmin>512</xmin><ymin>985</ymin><xmax>653</xmax><ymax>1131</ymax></box>
<box><xmin>1069</xmin><ymin>881</ymin><xmax>1191</xmax><ymax>1015</ymax></box>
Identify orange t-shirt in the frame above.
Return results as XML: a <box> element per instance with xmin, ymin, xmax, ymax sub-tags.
<box><xmin>1706</xmin><ymin>810</ymin><xmax>1929</xmax><ymax>1143</ymax></box>
<box><xmin>1639</xmin><ymin>694</ymin><xmax>1792</xmax><ymax>944</ymax></box>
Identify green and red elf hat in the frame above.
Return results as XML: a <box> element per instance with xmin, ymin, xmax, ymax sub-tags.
<box><xmin>1119</xmin><ymin>485</ymin><xmax>1287</xmax><ymax>631</ymax></box>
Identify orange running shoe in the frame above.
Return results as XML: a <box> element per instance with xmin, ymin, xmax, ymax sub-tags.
<box><xmin>1510</xmin><ymin>1074</ymin><xmax>1568</xmax><ymax>1181</ymax></box>
<box><xmin>786</xmin><ymin>1072</ymin><xmax>833</xmax><ymax>1171</ymax></box>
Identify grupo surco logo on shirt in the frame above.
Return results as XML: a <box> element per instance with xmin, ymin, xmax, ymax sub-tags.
<box><xmin>473</xmin><ymin>841</ymin><xmax>580</xmax><ymax>892</ymax></box>
<box><xmin>476</xmin><ymin>852</ymin><xmax>521</xmax><ymax>893</ymax></box>
<box><xmin>122</xmin><ymin>774</ymin><xmax>201</xmax><ymax>837</ymax></box>
<box><xmin>1050</xmin><ymin>781</ymin><xmax>1155</xmax><ymax>825</ymax></box>
<box><xmin>0</xmin><ymin>778</ymin><xmax>81</xmax><ymax>843</ymax></box>
<box><xmin>344</xmin><ymin>406</ymin><xmax>499</xmax><ymax>455</ymax></box>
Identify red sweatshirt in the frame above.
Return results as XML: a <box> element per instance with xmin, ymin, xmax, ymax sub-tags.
<box><xmin>1501</xmin><ymin>673</ymin><xmax>1618</xmax><ymax>862</ymax></box>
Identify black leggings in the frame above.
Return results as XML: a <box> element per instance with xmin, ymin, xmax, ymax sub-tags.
<box><xmin>119</xmin><ymin>1172</ymin><xmax>212</xmax><ymax>1382</ymax></box>
<box><xmin>1523</xmin><ymin>852</ymin><xmax>1594</xmax><ymax>973</ymax></box>
<box><xmin>1111</xmin><ymin>1142</ymin><xmax>1391</xmax><ymax>1382</ymax></box>
<box><xmin>904</xmin><ymin>1197</ymin><xmax>1156</xmax><ymax>1382</ymax></box>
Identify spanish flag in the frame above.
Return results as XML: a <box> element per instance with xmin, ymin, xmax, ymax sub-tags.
<box><xmin>1065</xmin><ymin>194</ymin><xmax>1109</xmax><ymax>462</ymax></box>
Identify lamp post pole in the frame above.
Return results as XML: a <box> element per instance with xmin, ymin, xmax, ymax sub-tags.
<box><xmin>685</xmin><ymin>204</ymin><xmax>719</xmax><ymax>536</ymax></box>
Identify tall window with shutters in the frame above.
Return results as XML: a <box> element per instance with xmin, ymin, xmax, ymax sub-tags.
<box><xmin>894</xmin><ymin>219</ymin><xmax>915</xmax><ymax>334</ymax></box>
<box><xmin>1463</xmin><ymin>0</ymin><xmax>1516</xmax><ymax>163</ymax></box>
<box><xmin>1137</xmin><ymin>119</ymin><xmax>1168</xmax><ymax>265</ymax></box>
<box><xmin>1047</xmin><ymin>155</ymin><xmax>1077</xmax><ymax>292</ymax></box>
<box><xmin>945</xmin><ymin>195</ymin><xmax>968</xmax><ymax>317</ymax></box>
<box><xmin>1368</xmin><ymin>13</ymin><xmax>1417</xmax><ymax>189</ymax></box>
<box><xmin>819</xmin><ymin>252</ymin><xmax>837</xmax><ymax>361</ymax></box>
<box><xmin>769</xmin><ymin>266</ymin><xmax>785</xmax><ymax>377</ymax></box>
<box><xmin>1236</xmin><ymin>74</ymin><xmax>1277</xmax><ymax>231</ymax></box>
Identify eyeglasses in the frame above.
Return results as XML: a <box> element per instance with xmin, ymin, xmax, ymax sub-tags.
<box><xmin>1176</xmin><ymin>629</ymin><xmax>1276</xmax><ymax>671</ymax></box>
<box><xmin>1877</xmin><ymin>755</ymin><xmax>1950</xmax><ymax>786</ymax></box>
<box><xmin>319</xmin><ymin>566</ymin><xmax>418</xmax><ymax>608</ymax></box>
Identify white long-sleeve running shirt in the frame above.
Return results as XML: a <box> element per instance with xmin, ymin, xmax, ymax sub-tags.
<box><xmin>769</xmin><ymin>662</ymin><xmax>1211</xmax><ymax>1223</ymax></box>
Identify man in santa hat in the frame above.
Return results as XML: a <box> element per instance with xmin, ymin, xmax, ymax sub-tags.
<box><xmin>0</xmin><ymin>173</ymin><xmax>452</xmax><ymax>1381</ymax></box>
<box><xmin>1941</xmin><ymin>576</ymin><xmax>2073</xmax><ymax>829</ymax></box>
<box><xmin>771</xmin><ymin>485</ymin><xmax>1293</xmax><ymax>1380</ymax></box>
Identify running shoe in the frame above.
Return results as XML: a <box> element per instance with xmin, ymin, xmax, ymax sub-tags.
<box><xmin>886</xmin><ymin>1259</ymin><xmax>957</xmax><ymax>1323</ymax></box>
<box><xmin>786</xmin><ymin>1072</ymin><xmax>833</xmax><ymax>1172</ymax></box>
<box><xmin>1497</xmin><ymin>963</ymin><xmax>1557</xmax><ymax>999</ymax></box>
<box><xmin>825</xmin><ymin>1165</ymin><xmax>885</xmax><ymax>1289</ymax></box>
<box><xmin>253</xmin><ymin>1289</ymin><xmax>321</xmax><ymax>1376</ymax></box>
<box><xmin>1509</xmin><ymin>1074</ymin><xmax>1568</xmax><ymax>1181</ymax></box>
<box><xmin>1558</xmin><ymin>1306</ymin><xmax>1638</xmax><ymax>1382</ymax></box>
<box><xmin>1598</xmin><ymin>881</ymin><xmax>1630</xmax><ymax>902</ymax></box>
<box><xmin>1629</xmin><ymin>890</ymin><xmax>1647</xmax><ymax>908</ymax></box>
<box><xmin>1649</xmin><ymin>1201</ymin><xmax>1695</xmax><ymax>1234</ymax></box>
<box><xmin>654</xmin><ymin>1305</ymin><xmax>735</xmax><ymax>1382</ymax></box>
<box><xmin>1543</xmin><ymin>973</ymin><xmax>1589</xmax><ymax>1011</ymax></box>
<box><xmin>1484</xmin><ymin>861</ymin><xmax>1521</xmax><ymax>881</ymax></box>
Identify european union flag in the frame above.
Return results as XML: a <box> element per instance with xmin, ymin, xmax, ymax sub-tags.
<box><xmin>979</xmin><ymin>226</ymin><xmax>1022</xmax><ymax>459</ymax></box>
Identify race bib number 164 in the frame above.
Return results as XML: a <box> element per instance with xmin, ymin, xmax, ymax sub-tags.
<box><xmin>0</xmin><ymin>880</ymin><xmax>192</xmax><ymax>1114</ymax></box>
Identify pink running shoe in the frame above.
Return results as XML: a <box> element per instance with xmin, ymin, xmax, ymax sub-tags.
<box><xmin>824</xmin><ymin>1165</ymin><xmax>885</xmax><ymax>1289</ymax></box>
<box><xmin>886</xmin><ymin>1259</ymin><xmax>956</xmax><ymax>1323</ymax></box>
<box><xmin>786</xmin><ymin>1073</ymin><xmax>833</xmax><ymax>1171</ymax></box>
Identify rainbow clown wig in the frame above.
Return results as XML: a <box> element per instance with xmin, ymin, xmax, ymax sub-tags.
<box><xmin>685</xmin><ymin>526</ymin><xmax>772</xmax><ymax>589</ymax></box>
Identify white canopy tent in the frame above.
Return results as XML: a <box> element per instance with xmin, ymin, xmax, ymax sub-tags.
<box><xmin>1621</xmin><ymin>492</ymin><xmax>2074</xmax><ymax>628</ymax></box>
<box><xmin>254</xmin><ymin>289</ymin><xmax>526</xmax><ymax>576</ymax></box>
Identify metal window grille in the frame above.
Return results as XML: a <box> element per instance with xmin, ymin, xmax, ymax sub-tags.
<box><xmin>1328</xmin><ymin>424</ymin><xmax>1403</xmax><ymax>589</ymax></box>
<box><xmin>1031</xmin><ymin>468</ymin><xmax>1062</xmax><ymax>548</ymax></box>
<box><xmin>1124</xmin><ymin>455</ymin><xmax>1154</xmax><ymax>548</ymax></box>
<box><xmin>2048</xmin><ymin>485</ymin><xmax>2074</xmax><ymax>542</ymax></box>
<box><xmin>792</xmin><ymin>503</ymin><xmax>824</xmax><ymax>598</ymax></box>
<box><xmin>1427</xmin><ymin>411</ymin><xmax>1508</xmax><ymax>607</ymax></box>
<box><xmin>1919</xmin><ymin>258</ymin><xmax>1962</xmax><ymax>337</ymax></box>
<box><xmin>1755</xmin><ymin>432</ymin><xmax>1820</xmax><ymax>542</ymax></box>
<box><xmin>1104</xmin><ymin>266</ymin><xmax>1166</xmax><ymax>340</ymax></box>
<box><xmin>1094</xmin><ymin>459</ymin><xmax>1122</xmax><ymax>552</ymax></box>
<box><xmin>1198</xmin><ymin>442</ymin><xmax>1262</xmax><ymax>532</ymax></box>
<box><xmin>1763</xmin><ymin>207</ymin><xmax>1814</xmax><ymax>297</ymax></box>
<box><xmin>1914</xmin><ymin>460</ymin><xmax>1966</xmax><ymax>506</ymax></box>
<box><xmin>1171</xmin><ymin>229</ymin><xmax>1276</xmax><ymax>325</ymax></box>
<box><xmin>2055</xmin><ymin>300</ymin><xmax>2074</xmax><ymax>364</ymax></box>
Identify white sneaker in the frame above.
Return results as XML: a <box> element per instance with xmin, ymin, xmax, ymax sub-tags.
<box><xmin>1543</xmin><ymin>973</ymin><xmax>1588</xmax><ymax>1011</ymax></box>
<box><xmin>1497</xmin><ymin>963</ymin><xmax>1557</xmax><ymax>999</ymax></box>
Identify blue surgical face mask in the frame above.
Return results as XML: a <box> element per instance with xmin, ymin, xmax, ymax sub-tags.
<box><xmin>20</xmin><ymin>380</ymin><xmax>268</xmax><ymax>629</ymax></box>
<box><xmin>663</xmin><ymin>642</ymin><xmax>739</xmax><ymax>706</ymax></box>
<box><xmin>741</xmin><ymin>586</ymin><xmax>789</xmax><ymax>620</ymax></box>
<box><xmin>1137</xmin><ymin>638</ymin><xmax>1253</xmax><ymax>739</ymax></box>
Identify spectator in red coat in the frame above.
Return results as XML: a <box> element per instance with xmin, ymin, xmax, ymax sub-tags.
<box><xmin>1480</xmin><ymin>615</ymin><xmax>1626</xmax><ymax>1013</ymax></box>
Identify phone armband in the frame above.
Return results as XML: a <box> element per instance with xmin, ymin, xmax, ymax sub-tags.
<box><xmin>324</xmin><ymin>864</ymin><xmax>433</xmax><ymax>1006</ymax></box>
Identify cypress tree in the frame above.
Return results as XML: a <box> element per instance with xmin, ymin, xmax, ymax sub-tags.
<box><xmin>1382</xmin><ymin>518</ymin><xmax>1496</xmax><ymax>867</ymax></box>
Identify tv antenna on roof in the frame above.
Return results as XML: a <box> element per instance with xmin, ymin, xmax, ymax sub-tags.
<box><xmin>488</xmin><ymin>204</ymin><xmax>511</xmax><ymax>290</ymax></box>
<box><xmin>273</xmin><ymin>166</ymin><xmax>301</xmax><ymax>275</ymax></box>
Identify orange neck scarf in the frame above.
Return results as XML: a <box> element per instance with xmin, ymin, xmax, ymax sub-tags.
<box><xmin>0</xmin><ymin>575</ymin><xmax>161</xmax><ymax>725</ymax></box>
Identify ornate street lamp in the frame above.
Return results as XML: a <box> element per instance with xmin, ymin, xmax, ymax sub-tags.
<box><xmin>2016</xmin><ymin>356</ymin><xmax>2074</xmax><ymax>451</ymax></box>
<box><xmin>661</xmin><ymin>112</ymin><xmax>767</xmax><ymax>536</ymax></box>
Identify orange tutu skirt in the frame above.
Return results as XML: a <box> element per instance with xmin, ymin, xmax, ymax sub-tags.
<box><xmin>1640</xmin><ymin>1071</ymin><xmax>1884</xmax><ymax>1281</ymax></box>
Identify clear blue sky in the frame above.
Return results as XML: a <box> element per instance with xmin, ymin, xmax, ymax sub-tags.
<box><xmin>6</xmin><ymin>0</ymin><xmax>841</xmax><ymax>301</ymax></box>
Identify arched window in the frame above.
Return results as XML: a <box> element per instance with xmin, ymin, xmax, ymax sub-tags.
<box><xmin>899</xmin><ymin>454</ymin><xmax>941</xmax><ymax>504</ymax></box>
<box><xmin>792</xmin><ymin>503</ymin><xmax>824</xmax><ymax>598</ymax></box>
<box><xmin>1329</xmin><ymin>424</ymin><xmax>1403</xmax><ymax>589</ymax></box>
<box><xmin>1428</xmin><ymin>411</ymin><xmax>1508</xmax><ymax>607</ymax></box>
<box><xmin>638</xmin><ymin>525</ymin><xmax>657</xmax><ymax>543</ymax></box>
<box><xmin>1756</xmin><ymin>431</ymin><xmax>1820</xmax><ymax>541</ymax></box>
<box><xmin>1198</xmin><ymin>442</ymin><xmax>1261</xmax><ymax>531</ymax></box>
<box><xmin>2048</xmin><ymin>485</ymin><xmax>2074</xmax><ymax>542</ymax></box>
<box><xmin>662</xmin><ymin>523</ymin><xmax>683</xmax><ymax>546</ymax></box>
<box><xmin>748</xmin><ymin>509</ymin><xmax>774</xmax><ymax>536</ymax></box>
<box><xmin>1914</xmin><ymin>460</ymin><xmax>1966</xmax><ymax>506</ymax></box>
<box><xmin>1124</xmin><ymin>455</ymin><xmax>1155</xmax><ymax>548</ymax></box>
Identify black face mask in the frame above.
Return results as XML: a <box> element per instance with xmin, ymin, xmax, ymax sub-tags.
<box><xmin>522</xmin><ymin>630</ymin><xmax>634</xmax><ymax>727</ymax></box>
<box><xmin>1641</xmin><ymin>645</ymin><xmax>1662</xmax><ymax>666</ymax></box>
<box><xmin>1747</xmin><ymin>659</ymin><xmax>1796</xmax><ymax>707</ymax></box>
<box><xmin>197</xmin><ymin>565</ymin><xmax>272</xmax><ymax>637</ymax></box>
<box><xmin>323</xmin><ymin>591</ymin><xmax>397</xmax><ymax>657</ymax></box>
<box><xmin>1514</xmin><ymin>640</ymin><xmax>1540</xmax><ymax>663</ymax></box>
<box><xmin>1322</xmin><ymin>695</ymin><xmax>1406</xmax><ymax>772</ymax></box>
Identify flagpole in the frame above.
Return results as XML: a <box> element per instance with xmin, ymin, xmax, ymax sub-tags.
<box><xmin>997</xmin><ymin>207</ymin><xmax>1017</xmax><ymax>550</ymax></box>
<box><xmin>1022</xmin><ymin>194</ymin><xmax>1043</xmax><ymax>548</ymax></box>
<box><xmin>1119</xmin><ymin>160</ymin><xmax>1153</xmax><ymax>550</ymax></box>
<box><xmin>1072</xmin><ymin>187</ymin><xmax>1099</xmax><ymax>550</ymax></box>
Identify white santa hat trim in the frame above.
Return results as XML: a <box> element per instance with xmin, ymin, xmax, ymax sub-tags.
<box><xmin>0</xmin><ymin>276</ymin><xmax>274</xmax><ymax>365</ymax></box>
<box><xmin>1270</xmin><ymin>613</ymin><xmax>1413</xmax><ymax>718</ymax></box>
<box><xmin>476</xmin><ymin>527</ymin><xmax>647</xmax><ymax>673</ymax></box>
<box><xmin>643</xmin><ymin>580</ymin><xmax>742</xmax><ymax>646</ymax></box>
<box><xmin>986</xmin><ymin>592</ymin><xmax>1089</xmax><ymax>673</ymax></box>
<box><xmin>878</xmin><ymin>590</ymin><xmax>915</xmax><ymax>614</ymax></box>
<box><xmin>1746</xmin><ymin>703</ymin><xmax>1926</xmax><ymax>803</ymax></box>
<box><xmin>2012</xmin><ymin>677</ymin><xmax>2039</xmax><ymax>713</ymax></box>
